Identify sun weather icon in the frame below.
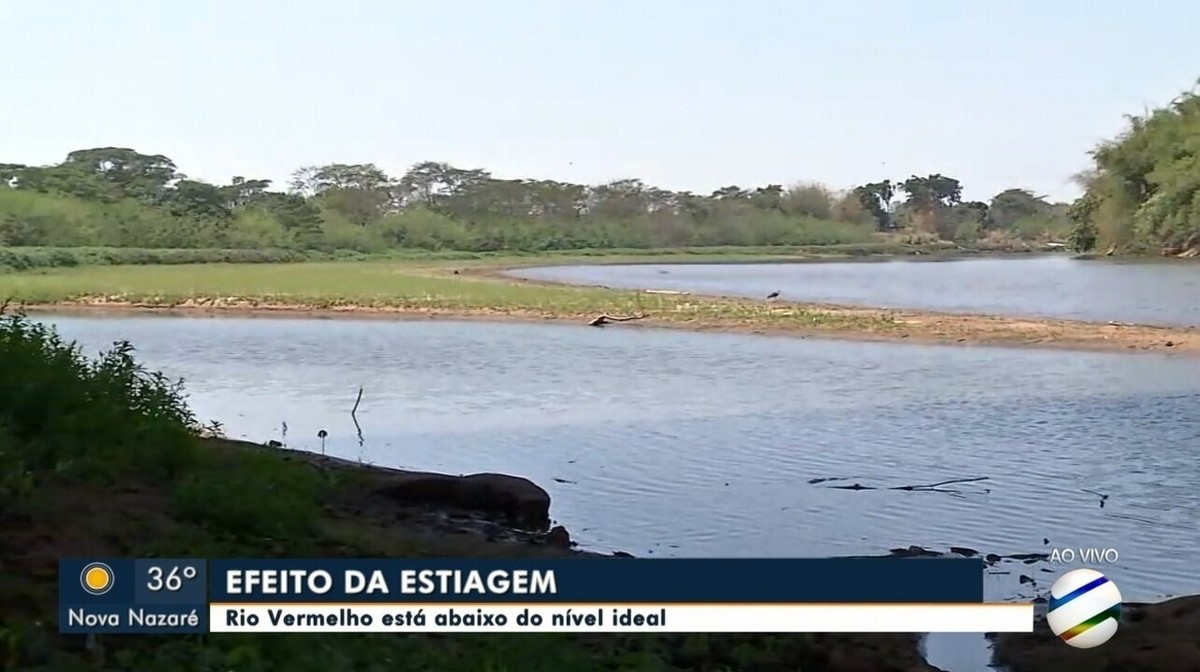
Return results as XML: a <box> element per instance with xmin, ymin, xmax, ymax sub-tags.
<box><xmin>1046</xmin><ymin>569</ymin><xmax>1121</xmax><ymax>648</ymax></box>
<box><xmin>80</xmin><ymin>562</ymin><xmax>115</xmax><ymax>596</ymax></box>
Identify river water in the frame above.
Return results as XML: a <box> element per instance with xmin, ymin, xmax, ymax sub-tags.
<box><xmin>39</xmin><ymin>315</ymin><xmax>1199</xmax><ymax>594</ymax></box>
<box><xmin>30</xmin><ymin>258</ymin><xmax>1200</xmax><ymax>670</ymax></box>
<box><xmin>508</xmin><ymin>255</ymin><xmax>1200</xmax><ymax>327</ymax></box>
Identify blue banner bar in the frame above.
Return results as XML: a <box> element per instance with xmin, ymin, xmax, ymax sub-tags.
<box><xmin>209</xmin><ymin>558</ymin><xmax>983</xmax><ymax>603</ymax></box>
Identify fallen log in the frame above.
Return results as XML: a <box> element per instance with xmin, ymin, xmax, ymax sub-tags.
<box><xmin>588</xmin><ymin>313</ymin><xmax>648</xmax><ymax>327</ymax></box>
<box><xmin>889</xmin><ymin>476</ymin><xmax>989</xmax><ymax>491</ymax></box>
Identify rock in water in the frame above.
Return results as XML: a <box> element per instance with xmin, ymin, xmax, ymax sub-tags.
<box><xmin>373</xmin><ymin>472</ymin><xmax>552</xmax><ymax>531</ymax></box>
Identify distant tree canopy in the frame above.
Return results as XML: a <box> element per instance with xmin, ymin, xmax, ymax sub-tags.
<box><xmin>0</xmin><ymin>147</ymin><xmax>1071</xmax><ymax>252</ymax></box>
<box><xmin>1068</xmin><ymin>79</ymin><xmax>1200</xmax><ymax>255</ymax></box>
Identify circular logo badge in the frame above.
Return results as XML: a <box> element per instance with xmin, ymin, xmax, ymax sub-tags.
<box><xmin>80</xmin><ymin>562</ymin><xmax>115</xmax><ymax>596</ymax></box>
<box><xmin>1046</xmin><ymin>569</ymin><xmax>1121</xmax><ymax>648</ymax></box>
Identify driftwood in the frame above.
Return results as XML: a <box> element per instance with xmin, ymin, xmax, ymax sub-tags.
<box><xmin>826</xmin><ymin>476</ymin><xmax>989</xmax><ymax>492</ymax></box>
<box><xmin>351</xmin><ymin>386</ymin><xmax>365</xmax><ymax>448</ymax></box>
<box><xmin>891</xmin><ymin>476</ymin><xmax>989</xmax><ymax>491</ymax></box>
<box><xmin>1082</xmin><ymin>487</ymin><xmax>1109</xmax><ymax>508</ymax></box>
<box><xmin>588</xmin><ymin>313</ymin><xmax>648</xmax><ymax>327</ymax></box>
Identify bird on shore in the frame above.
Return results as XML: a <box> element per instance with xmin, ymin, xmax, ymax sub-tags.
<box><xmin>766</xmin><ymin>290</ymin><xmax>780</xmax><ymax>300</ymax></box>
<box><xmin>318</xmin><ymin>429</ymin><xmax>328</xmax><ymax>454</ymax></box>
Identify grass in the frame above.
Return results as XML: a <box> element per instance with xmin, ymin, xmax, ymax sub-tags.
<box><xmin>0</xmin><ymin>238</ymin><xmax>1008</xmax><ymax>273</ymax></box>
<box><xmin>0</xmin><ymin>310</ymin><xmax>934</xmax><ymax>671</ymax></box>
<box><xmin>0</xmin><ymin>256</ymin><xmax>903</xmax><ymax>335</ymax></box>
<box><xmin>0</xmin><ymin>244</ymin><xmax>806</xmax><ymax>272</ymax></box>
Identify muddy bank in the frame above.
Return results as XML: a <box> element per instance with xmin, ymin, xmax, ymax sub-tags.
<box><xmin>857</xmin><ymin>544</ymin><xmax>1200</xmax><ymax>670</ymax></box>
<box><xmin>17</xmin><ymin>297</ymin><xmax>1200</xmax><ymax>358</ymax></box>
<box><xmin>235</xmin><ymin>437</ymin><xmax>581</xmax><ymax>549</ymax></box>
<box><xmin>204</xmin><ymin>439</ymin><xmax>943</xmax><ymax>671</ymax></box>
<box><xmin>245</xmin><ymin>441</ymin><xmax>1200</xmax><ymax>672</ymax></box>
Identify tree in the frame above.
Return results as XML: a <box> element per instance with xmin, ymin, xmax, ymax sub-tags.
<box><xmin>168</xmin><ymin>179</ymin><xmax>231</xmax><ymax>220</ymax></box>
<box><xmin>587</xmin><ymin>179</ymin><xmax>652</xmax><ymax>219</ymax></box>
<box><xmin>852</xmin><ymin>180</ymin><xmax>896</xmax><ymax>229</ymax></box>
<box><xmin>259</xmin><ymin>192</ymin><xmax>323</xmax><ymax>244</ymax></box>
<box><xmin>223</xmin><ymin>176</ymin><xmax>273</xmax><ymax>209</ymax></box>
<box><xmin>1070</xmin><ymin>78</ymin><xmax>1200</xmax><ymax>254</ymax></box>
<box><xmin>396</xmin><ymin>162</ymin><xmax>489</xmax><ymax>213</ymax></box>
<box><xmin>987</xmin><ymin>189</ymin><xmax>1049</xmax><ymax>230</ymax></box>
<box><xmin>63</xmin><ymin>147</ymin><xmax>179</xmax><ymax>203</ymax></box>
<box><xmin>749</xmin><ymin>184</ymin><xmax>784</xmax><ymax>212</ymax></box>
<box><xmin>0</xmin><ymin>146</ymin><xmax>895</xmax><ymax>252</ymax></box>
<box><xmin>292</xmin><ymin>163</ymin><xmax>394</xmax><ymax>225</ymax></box>
<box><xmin>897</xmin><ymin>174</ymin><xmax>963</xmax><ymax>236</ymax></box>
<box><xmin>900</xmin><ymin>174</ymin><xmax>962</xmax><ymax>209</ymax></box>
<box><xmin>782</xmin><ymin>183</ymin><xmax>834</xmax><ymax>219</ymax></box>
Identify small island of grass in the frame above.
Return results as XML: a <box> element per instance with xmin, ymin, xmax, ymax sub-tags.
<box><xmin>2</xmin><ymin>252</ymin><xmax>1195</xmax><ymax>357</ymax></box>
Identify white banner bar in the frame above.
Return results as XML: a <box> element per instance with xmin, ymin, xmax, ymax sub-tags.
<box><xmin>210</xmin><ymin>603</ymin><xmax>1033</xmax><ymax>633</ymax></box>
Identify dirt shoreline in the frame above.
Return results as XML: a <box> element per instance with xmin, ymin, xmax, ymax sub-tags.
<box><xmin>992</xmin><ymin>595</ymin><xmax>1200</xmax><ymax>671</ymax></box>
<box><xmin>17</xmin><ymin>297</ymin><xmax>1198</xmax><ymax>357</ymax></box>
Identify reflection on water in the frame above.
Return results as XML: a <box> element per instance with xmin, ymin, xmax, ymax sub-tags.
<box><xmin>509</xmin><ymin>255</ymin><xmax>1200</xmax><ymax>326</ymax></box>
<box><xmin>39</xmin><ymin>314</ymin><xmax>1200</xmax><ymax>610</ymax></box>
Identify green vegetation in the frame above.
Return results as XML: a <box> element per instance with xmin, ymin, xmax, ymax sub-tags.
<box><xmin>1</xmin><ymin>148</ymin><xmax>1069</xmax><ymax>260</ymax></box>
<box><xmin>1068</xmin><ymin>79</ymin><xmax>1200</xmax><ymax>255</ymax></box>
<box><xmin>0</xmin><ymin>310</ymin><xmax>931</xmax><ymax>670</ymax></box>
<box><xmin>0</xmin><ymin>240</ymin><xmax>1005</xmax><ymax>274</ymax></box>
<box><xmin>0</xmin><ymin>259</ymin><xmax>898</xmax><ymax>334</ymax></box>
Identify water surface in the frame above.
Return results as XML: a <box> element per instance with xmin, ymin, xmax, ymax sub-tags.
<box><xmin>509</xmin><ymin>255</ymin><xmax>1200</xmax><ymax>326</ymax></box>
<box><xmin>39</xmin><ymin>314</ymin><xmax>1200</xmax><ymax>608</ymax></box>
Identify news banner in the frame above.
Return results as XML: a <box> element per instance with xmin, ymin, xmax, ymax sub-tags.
<box><xmin>60</xmin><ymin>558</ymin><xmax>1033</xmax><ymax>634</ymax></box>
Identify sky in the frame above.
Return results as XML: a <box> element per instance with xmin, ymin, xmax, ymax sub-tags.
<box><xmin>2</xmin><ymin>1</ymin><xmax>1199</xmax><ymax>203</ymax></box>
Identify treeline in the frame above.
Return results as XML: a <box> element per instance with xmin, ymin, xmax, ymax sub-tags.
<box><xmin>0</xmin><ymin>148</ymin><xmax>1071</xmax><ymax>254</ymax></box>
<box><xmin>1068</xmin><ymin>80</ymin><xmax>1200</xmax><ymax>256</ymax></box>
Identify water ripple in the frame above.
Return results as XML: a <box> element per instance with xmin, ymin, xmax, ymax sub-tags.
<box><xmin>510</xmin><ymin>256</ymin><xmax>1200</xmax><ymax>326</ymax></box>
<box><xmin>37</xmin><ymin>314</ymin><xmax>1200</xmax><ymax>602</ymax></box>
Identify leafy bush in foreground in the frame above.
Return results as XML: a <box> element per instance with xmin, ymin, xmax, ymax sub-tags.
<box><xmin>0</xmin><ymin>310</ymin><xmax>197</xmax><ymax>488</ymax></box>
<box><xmin>0</xmin><ymin>309</ymin><xmax>322</xmax><ymax>534</ymax></box>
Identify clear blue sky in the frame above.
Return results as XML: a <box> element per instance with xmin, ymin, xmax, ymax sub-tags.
<box><xmin>3</xmin><ymin>1</ymin><xmax>1198</xmax><ymax>202</ymax></box>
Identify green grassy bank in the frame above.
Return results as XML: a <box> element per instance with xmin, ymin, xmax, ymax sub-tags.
<box><xmin>0</xmin><ymin>244</ymin><xmax>848</xmax><ymax>272</ymax></box>
<box><xmin>0</xmin><ymin>256</ymin><xmax>901</xmax><ymax>334</ymax></box>
<box><xmin>0</xmin><ymin>236</ymin><xmax>1047</xmax><ymax>273</ymax></box>
<box><xmin>0</xmin><ymin>311</ymin><xmax>936</xmax><ymax>671</ymax></box>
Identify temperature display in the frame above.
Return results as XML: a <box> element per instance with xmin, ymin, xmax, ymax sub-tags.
<box><xmin>147</xmin><ymin>564</ymin><xmax>200</xmax><ymax>592</ymax></box>
<box><xmin>134</xmin><ymin>559</ymin><xmax>208</xmax><ymax>606</ymax></box>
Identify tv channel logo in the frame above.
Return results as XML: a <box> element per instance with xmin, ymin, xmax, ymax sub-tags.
<box><xmin>1046</xmin><ymin>569</ymin><xmax>1122</xmax><ymax>648</ymax></box>
<box><xmin>80</xmin><ymin>561</ymin><xmax>115</xmax><ymax>596</ymax></box>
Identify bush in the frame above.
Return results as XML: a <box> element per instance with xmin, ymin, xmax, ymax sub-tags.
<box><xmin>0</xmin><ymin>310</ymin><xmax>321</xmax><ymax>535</ymax></box>
<box><xmin>0</xmin><ymin>311</ymin><xmax>198</xmax><ymax>484</ymax></box>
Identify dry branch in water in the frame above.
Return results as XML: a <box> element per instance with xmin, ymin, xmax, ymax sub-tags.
<box><xmin>588</xmin><ymin>313</ymin><xmax>648</xmax><ymax>327</ymax></box>
<box><xmin>889</xmin><ymin>476</ymin><xmax>989</xmax><ymax>491</ymax></box>
<box><xmin>350</xmin><ymin>386</ymin><xmax>365</xmax><ymax>448</ymax></box>
<box><xmin>826</xmin><ymin>476</ymin><xmax>990</xmax><ymax>492</ymax></box>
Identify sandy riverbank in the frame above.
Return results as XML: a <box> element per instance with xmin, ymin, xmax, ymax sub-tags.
<box><xmin>16</xmin><ymin>295</ymin><xmax>1198</xmax><ymax>357</ymax></box>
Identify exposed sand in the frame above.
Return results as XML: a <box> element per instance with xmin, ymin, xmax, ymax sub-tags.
<box><xmin>16</xmin><ymin>296</ymin><xmax>1197</xmax><ymax>357</ymax></box>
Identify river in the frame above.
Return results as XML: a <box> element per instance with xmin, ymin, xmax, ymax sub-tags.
<box><xmin>508</xmin><ymin>255</ymin><xmax>1200</xmax><ymax>327</ymax></box>
<box><xmin>33</xmin><ymin>304</ymin><xmax>1200</xmax><ymax>671</ymax></box>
